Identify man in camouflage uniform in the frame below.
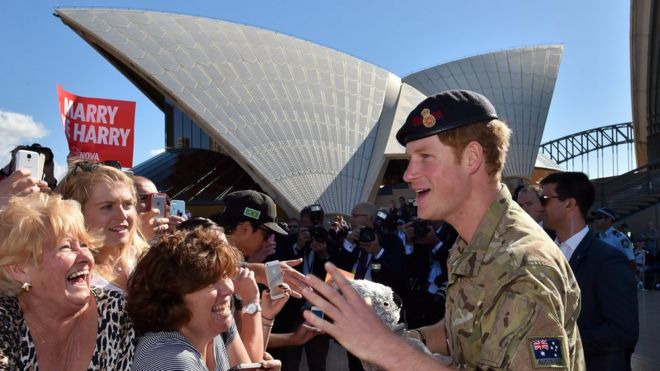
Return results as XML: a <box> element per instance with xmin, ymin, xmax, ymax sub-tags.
<box><xmin>300</xmin><ymin>90</ymin><xmax>585</xmax><ymax>370</ymax></box>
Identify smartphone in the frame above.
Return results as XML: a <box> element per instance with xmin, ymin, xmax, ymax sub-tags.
<box><xmin>170</xmin><ymin>199</ymin><xmax>186</xmax><ymax>219</ymax></box>
<box><xmin>228</xmin><ymin>363</ymin><xmax>262</xmax><ymax>371</ymax></box>
<box><xmin>265</xmin><ymin>260</ymin><xmax>286</xmax><ymax>300</ymax></box>
<box><xmin>149</xmin><ymin>193</ymin><xmax>168</xmax><ymax>218</ymax></box>
<box><xmin>310</xmin><ymin>306</ymin><xmax>324</xmax><ymax>319</ymax></box>
<box><xmin>14</xmin><ymin>150</ymin><xmax>43</xmax><ymax>180</ymax></box>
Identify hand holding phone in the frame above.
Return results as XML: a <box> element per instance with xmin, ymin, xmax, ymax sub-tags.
<box><xmin>265</xmin><ymin>260</ymin><xmax>286</xmax><ymax>300</ymax></box>
<box><xmin>13</xmin><ymin>150</ymin><xmax>43</xmax><ymax>181</ymax></box>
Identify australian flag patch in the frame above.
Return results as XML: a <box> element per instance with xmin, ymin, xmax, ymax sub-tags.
<box><xmin>529</xmin><ymin>337</ymin><xmax>566</xmax><ymax>368</ymax></box>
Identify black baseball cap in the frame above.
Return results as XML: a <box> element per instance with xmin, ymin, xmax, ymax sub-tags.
<box><xmin>222</xmin><ymin>190</ymin><xmax>287</xmax><ymax>235</ymax></box>
<box><xmin>396</xmin><ymin>89</ymin><xmax>499</xmax><ymax>146</ymax></box>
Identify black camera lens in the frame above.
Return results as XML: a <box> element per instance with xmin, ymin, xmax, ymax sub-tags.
<box><xmin>359</xmin><ymin>226</ymin><xmax>376</xmax><ymax>243</ymax></box>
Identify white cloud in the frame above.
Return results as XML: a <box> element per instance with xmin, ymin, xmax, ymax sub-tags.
<box><xmin>150</xmin><ymin>148</ymin><xmax>165</xmax><ymax>156</ymax></box>
<box><xmin>53</xmin><ymin>159</ymin><xmax>67</xmax><ymax>181</ymax></box>
<box><xmin>0</xmin><ymin>109</ymin><xmax>49</xmax><ymax>165</ymax></box>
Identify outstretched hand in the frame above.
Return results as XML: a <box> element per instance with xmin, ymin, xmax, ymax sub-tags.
<box><xmin>301</xmin><ymin>262</ymin><xmax>401</xmax><ymax>365</ymax></box>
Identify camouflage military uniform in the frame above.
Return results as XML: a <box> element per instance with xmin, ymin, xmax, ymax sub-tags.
<box><xmin>445</xmin><ymin>186</ymin><xmax>585</xmax><ymax>370</ymax></box>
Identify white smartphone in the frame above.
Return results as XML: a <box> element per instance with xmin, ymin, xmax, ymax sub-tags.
<box><xmin>228</xmin><ymin>363</ymin><xmax>262</xmax><ymax>371</ymax></box>
<box><xmin>14</xmin><ymin>150</ymin><xmax>43</xmax><ymax>180</ymax></box>
<box><xmin>170</xmin><ymin>200</ymin><xmax>186</xmax><ymax>219</ymax></box>
<box><xmin>265</xmin><ymin>260</ymin><xmax>286</xmax><ymax>300</ymax></box>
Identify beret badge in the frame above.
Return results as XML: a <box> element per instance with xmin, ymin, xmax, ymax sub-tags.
<box><xmin>421</xmin><ymin>108</ymin><xmax>436</xmax><ymax>128</ymax></box>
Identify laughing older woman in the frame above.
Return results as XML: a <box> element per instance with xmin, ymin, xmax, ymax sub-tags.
<box><xmin>0</xmin><ymin>193</ymin><xmax>135</xmax><ymax>370</ymax></box>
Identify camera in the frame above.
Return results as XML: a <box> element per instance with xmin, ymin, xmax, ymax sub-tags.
<box><xmin>308</xmin><ymin>204</ymin><xmax>327</xmax><ymax>243</ymax></box>
<box><xmin>359</xmin><ymin>226</ymin><xmax>376</xmax><ymax>243</ymax></box>
<box><xmin>310</xmin><ymin>204</ymin><xmax>323</xmax><ymax>225</ymax></box>
<box><xmin>412</xmin><ymin>220</ymin><xmax>431</xmax><ymax>239</ymax></box>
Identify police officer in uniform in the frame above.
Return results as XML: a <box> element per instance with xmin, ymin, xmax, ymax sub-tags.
<box><xmin>300</xmin><ymin>90</ymin><xmax>585</xmax><ymax>370</ymax></box>
<box><xmin>592</xmin><ymin>207</ymin><xmax>636</xmax><ymax>269</ymax></box>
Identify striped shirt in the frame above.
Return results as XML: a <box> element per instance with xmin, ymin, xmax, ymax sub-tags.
<box><xmin>132</xmin><ymin>323</ymin><xmax>235</xmax><ymax>371</ymax></box>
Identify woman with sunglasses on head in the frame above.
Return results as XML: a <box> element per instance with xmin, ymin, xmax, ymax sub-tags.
<box><xmin>128</xmin><ymin>226</ymin><xmax>282</xmax><ymax>371</ymax></box>
<box><xmin>0</xmin><ymin>193</ymin><xmax>135</xmax><ymax>370</ymax></box>
<box><xmin>56</xmin><ymin>160</ymin><xmax>148</xmax><ymax>292</ymax></box>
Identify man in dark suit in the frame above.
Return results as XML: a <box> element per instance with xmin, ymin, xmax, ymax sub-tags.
<box><xmin>541</xmin><ymin>172</ymin><xmax>638</xmax><ymax>370</ymax></box>
<box><xmin>269</xmin><ymin>205</ymin><xmax>338</xmax><ymax>371</ymax></box>
<box><xmin>339</xmin><ymin>201</ymin><xmax>408</xmax><ymax>371</ymax></box>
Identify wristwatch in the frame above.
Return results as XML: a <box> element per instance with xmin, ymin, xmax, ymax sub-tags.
<box><xmin>241</xmin><ymin>302</ymin><xmax>262</xmax><ymax>315</ymax></box>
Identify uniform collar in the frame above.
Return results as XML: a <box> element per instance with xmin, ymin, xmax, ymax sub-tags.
<box><xmin>450</xmin><ymin>185</ymin><xmax>510</xmax><ymax>278</ymax></box>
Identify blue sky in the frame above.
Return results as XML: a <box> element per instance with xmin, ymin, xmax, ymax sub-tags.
<box><xmin>1</xmin><ymin>0</ymin><xmax>631</xmax><ymax>176</ymax></box>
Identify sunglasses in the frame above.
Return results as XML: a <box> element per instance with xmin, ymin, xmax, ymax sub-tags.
<box><xmin>71</xmin><ymin>160</ymin><xmax>123</xmax><ymax>174</ymax></box>
<box><xmin>259</xmin><ymin>226</ymin><xmax>274</xmax><ymax>238</ymax></box>
<box><xmin>540</xmin><ymin>195</ymin><xmax>562</xmax><ymax>206</ymax></box>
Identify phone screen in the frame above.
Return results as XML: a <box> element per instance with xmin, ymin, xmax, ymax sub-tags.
<box><xmin>170</xmin><ymin>200</ymin><xmax>186</xmax><ymax>218</ymax></box>
<box><xmin>265</xmin><ymin>260</ymin><xmax>286</xmax><ymax>300</ymax></box>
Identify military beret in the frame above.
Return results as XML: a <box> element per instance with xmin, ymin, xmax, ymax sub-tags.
<box><xmin>396</xmin><ymin>89</ymin><xmax>499</xmax><ymax>146</ymax></box>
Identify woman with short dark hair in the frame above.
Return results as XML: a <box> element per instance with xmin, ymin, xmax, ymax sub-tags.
<box><xmin>128</xmin><ymin>227</ymin><xmax>282</xmax><ymax>370</ymax></box>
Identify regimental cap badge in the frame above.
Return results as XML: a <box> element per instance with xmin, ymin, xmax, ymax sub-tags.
<box><xmin>421</xmin><ymin>108</ymin><xmax>436</xmax><ymax>128</ymax></box>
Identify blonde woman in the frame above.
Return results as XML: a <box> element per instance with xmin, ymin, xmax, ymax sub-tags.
<box><xmin>56</xmin><ymin>160</ymin><xmax>148</xmax><ymax>292</ymax></box>
<box><xmin>0</xmin><ymin>193</ymin><xmax>135</xmax><ymax>370</ymax></box>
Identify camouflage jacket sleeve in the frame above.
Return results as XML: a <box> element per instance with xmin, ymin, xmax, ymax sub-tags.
<box><xmin>469</xmin><ymin>265</ymin><xmax>582</xmax><ymax>370</ymax></box>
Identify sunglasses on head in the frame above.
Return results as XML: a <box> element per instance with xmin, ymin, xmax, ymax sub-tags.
<box><xmin>71</xmin><ymin>160</ymin><xmax>123</xmax><ymax>174</ymax></box>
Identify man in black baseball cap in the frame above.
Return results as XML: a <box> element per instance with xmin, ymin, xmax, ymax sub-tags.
<box><xmin>215</xmin><ymin>190</ymin><xmax>287</xmax><ymax>258</ymax></box>
<box><xmin>300</xmin><ymin>89</ymin><xmax>584</xmax><ymax>370</ymax></box>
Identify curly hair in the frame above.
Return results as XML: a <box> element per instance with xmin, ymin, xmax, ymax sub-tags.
<box><xmin>437</xmin><ymin>119</ymin><xmax>511</xmax><ymax>183</ymax></box>
<box><xmin>0</xmin><ymin>193</ymin><xmax>97</xmax><ymax>296</ymax></box>
<box><xmin>127</xmin><ymin>226</ymin><xmax>242</xmax><ymax>335</ymax></box>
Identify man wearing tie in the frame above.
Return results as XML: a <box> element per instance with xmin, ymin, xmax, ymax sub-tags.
<box><xmin>339</xmin><ymin>201</ymin><xmax>407</xmax><ymax>371</ymax></box>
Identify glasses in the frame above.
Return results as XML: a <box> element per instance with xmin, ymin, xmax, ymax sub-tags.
<box><xmin>540</xmin><ymin>195</ymin><xmax>562</xmax><ymax>206</ymax></box>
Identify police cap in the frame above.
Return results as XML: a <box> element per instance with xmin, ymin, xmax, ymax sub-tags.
<box><xmin>396</xmin><ymin>89</ymin><xmax>499</xmax><ymax>146</ymax></box>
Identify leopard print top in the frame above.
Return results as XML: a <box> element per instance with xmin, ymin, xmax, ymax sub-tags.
<box><xmin>0</xmin><ymin>287</ymin><xmax>136</xmax><ymax>370</ymax></box>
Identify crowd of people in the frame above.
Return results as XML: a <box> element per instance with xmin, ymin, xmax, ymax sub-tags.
<box><xmin>0</xmin><ymin>89</ymin><xmax>649</xmax><ymax>370</ymax></box>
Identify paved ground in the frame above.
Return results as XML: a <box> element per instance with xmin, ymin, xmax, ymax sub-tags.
<box><xmin>632</xmin><ymin>290</ymin><xmax>660</xmax><ymax>371</ymax></box>
<box><xmin>297</xmin><ymin>290</ymin><xmax>660</xmax><ymax>370</ymax></box>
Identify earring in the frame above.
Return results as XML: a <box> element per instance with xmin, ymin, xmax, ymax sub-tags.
<box><xmin>21</xmin><ymin>282</ymin><xmax>32</xmax><ymax>293</ymax></box>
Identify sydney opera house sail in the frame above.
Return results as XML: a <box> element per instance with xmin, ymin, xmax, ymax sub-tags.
<box><xmin>56</xmin><ymin>8</ymin><xmax>562</xmax><ymax>216</ymax></box>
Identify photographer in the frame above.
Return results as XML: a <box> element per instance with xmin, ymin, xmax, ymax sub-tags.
<box><xmin>404</xmin><ymin>220</ymin><xmax>458</xmax><ymax>329</ymax></box>
<box><xmin>341</xmin><ymin>201</ymin><xmax>408</xmax><ymax>371</ymax></box>
<box><xmin>270</xmin><ymin>204</ymin><xmax>339</xmax><ymax>371</ymax></box>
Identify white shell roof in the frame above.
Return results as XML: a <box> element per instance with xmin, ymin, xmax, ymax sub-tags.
<box><xmin>56</xmin><ymin>8</ymin><xmax>563</xmax><ymax>215</ymax></box>
<box><xmin>403</xmin><ymin>45</ymin><xmax>563</xmax><ymax>178</ymax></box>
